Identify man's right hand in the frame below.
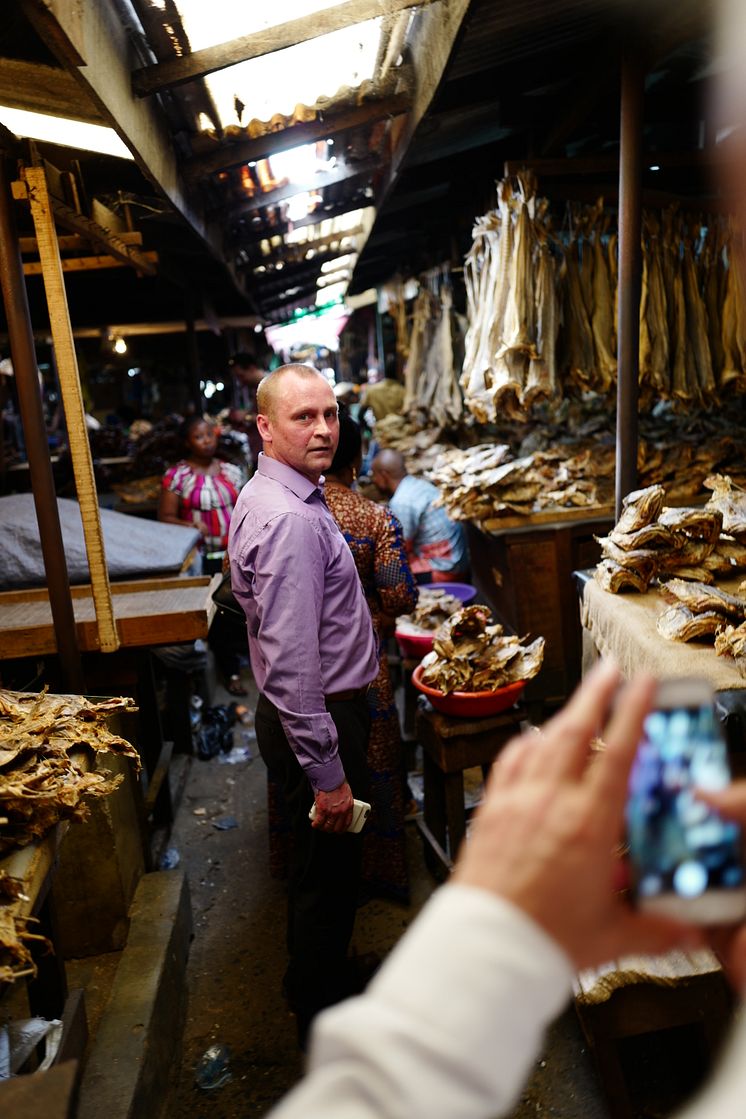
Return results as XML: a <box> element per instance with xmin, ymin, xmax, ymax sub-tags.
<box><xmin>311</xmin><ymin>781</ymin><xmax>354</xmax><ymax>834</ymax></box>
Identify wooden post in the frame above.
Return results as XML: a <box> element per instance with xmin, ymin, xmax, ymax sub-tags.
<box><xmin>615</xmin><ymin>46</ymin><xmax>644</xmax><ymax>519</ymax></box>
<box><xmin>0</xmin><ymin>157</ymin><xmax>85</xmax><ymax>690</ymax></box>
<box><xmin>22</xmin><ymin>165</ymin><xmax>120</xmax><ymax>653</ymax></box>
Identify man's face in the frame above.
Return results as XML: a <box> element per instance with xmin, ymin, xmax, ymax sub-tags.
<box><xmin>258</xmin><ymin>373</ymin><xmax>339</xmax><ymax>483</ymax></box>
<box><xmin>371</xmin><ymin>463</ymin><xmax>392</xmax><ymax>495</ymax></box>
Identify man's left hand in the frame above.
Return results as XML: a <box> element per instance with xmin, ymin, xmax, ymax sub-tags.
<box><xmin>312</xmin><ymin>781</ymin><xmax>354</xmax><ymax>834</ymax></box>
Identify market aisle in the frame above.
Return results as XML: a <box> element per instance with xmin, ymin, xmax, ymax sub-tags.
<box><xmin>164</xmin><ymin>669</ymin><xmax>609</xmax><ymax>1119</ymax></box>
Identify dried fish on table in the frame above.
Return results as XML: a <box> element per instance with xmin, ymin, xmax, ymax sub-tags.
<box><xmin>609</xmin><ymin>524</ymin><xmax>677</xmax><ymax>551</ymax></box>
<box><xmin>614</xmin><ymin>485</ymin><xmax>666</xmax><ymax>534</ymax></box>
<box><xmin>657</xmin><ymin>506</ymin><xmax>723</xmax><ymax>543</ymax></box>
<box><xmin>714</xmin><ymin>537</ymin><xmax>746</xmax><ymax>570</ymax></box>
<box><xmin>657</xmin><ymin>606</ymin><xmax>724</xmax><ymax>642</ymax></box>
<box><xmin>595</xmin><ymin>560</ymin><xmax>652</xmax><ymax>594</ymax></box>
<box><xmin>715</xmin><ymin>621</ymin><xmax>746</xmax><ymax>676</ymax></box>
<box><xmin>595</xmin><ymin>538</ymin><xmax>660</xmax><ymax>579</ymax></box>
<box><xmin>658</xmin><ymin>578</ymin><xmax>746</xmax><ymax>620</ymax></box>
<box><xmin>705</xmin><ymin>474</ymin><xmax>746</xmax><ymax>540</ymax></box>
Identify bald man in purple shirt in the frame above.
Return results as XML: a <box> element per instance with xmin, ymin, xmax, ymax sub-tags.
<box><xmin>228</xmin><ymin>364</ymin><xmax>379</xmax><ymax>1046</ymax></box>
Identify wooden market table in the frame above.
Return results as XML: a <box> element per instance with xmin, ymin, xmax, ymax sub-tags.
<box><xmin>466</xmin><ymin>503</ymin><xmax>614</xmax><ymax>713</ymax></box>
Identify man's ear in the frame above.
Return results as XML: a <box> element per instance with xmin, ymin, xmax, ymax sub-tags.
<box><xmin>257</xmin><ymin>413</ymin><xmax>271</xmax><ymax>442</ymax></box>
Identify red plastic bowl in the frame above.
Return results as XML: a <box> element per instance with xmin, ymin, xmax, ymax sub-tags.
<box><xmin>395</xmin><ymin>629</ymin><xmax>435</xmax><ymax>659</ymax></box>
<box><xmin>412</xmin><ymin>665</ymin><xmax>525</xmax><ymax>717</ymax></box>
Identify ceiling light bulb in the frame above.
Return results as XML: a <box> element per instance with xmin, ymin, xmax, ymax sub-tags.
<box><xmin>114</xmin><ymin>336</ymin><xmax>127</xmax><ymax>354</ymax></box>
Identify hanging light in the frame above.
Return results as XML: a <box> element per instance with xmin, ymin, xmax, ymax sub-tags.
<box><xmin>113</xmin><ymin>336</ymin><xmax>127</xmax><ymax>355</ymax></box>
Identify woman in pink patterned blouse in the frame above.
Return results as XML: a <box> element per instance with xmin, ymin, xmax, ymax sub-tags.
<box><xmin>159</xmin><ymin>415</ymin><xmax>247</xmax><ymax>693</ymax></box>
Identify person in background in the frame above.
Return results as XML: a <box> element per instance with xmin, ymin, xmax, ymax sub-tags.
<box><xmin>371</xmin><ymin>447</ymin><xmax>468</xmax><ymax>583</ymax></box>
<box><xmin>315</xmin><ymin>412</ymin><xmax>417</xmax><ymax>901</ymax></box>
<box><xmin>266</xmin><ymin>660</ymin><xmax>746</xmax><ymax>1119</ymax></box>
<box><xmin>359</xmin><ymin>355</ymin><xmax>405</xmax><ymax>423</ymax></box>
<box><xmin>229</xmin><ymin>352</ymin><xmax>264</xmax><ymax>469</ymax></box>
<box><xmin>228</xmin><ymin>364</ymin><xmax>379</xmax><ymax>1047</ymax></box>
<box><xmin>158</xmin><ymin>414</ymin><xmax>247</xmax><ymax>695</ymax></box>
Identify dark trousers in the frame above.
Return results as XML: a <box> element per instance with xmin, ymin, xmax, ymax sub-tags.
<box><xmin>255</xmin><ymin>693</ymin><xmax>371</xmax><ymax>1021</ymax></box>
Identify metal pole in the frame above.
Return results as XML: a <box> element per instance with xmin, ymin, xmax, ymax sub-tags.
<box><xmin>615</xmin><ymin>45</ymin><xmax>644</xmax><ymax>519</ymax></box>
<box><xmin>184</xmin><ymin>294</ymin><xmax>203</xmax><ymax>413</ymax></box>
<box><xmin>0</xmin><ymin>157</ymin><xmax>84</xmax><ymax>691</ymax></box>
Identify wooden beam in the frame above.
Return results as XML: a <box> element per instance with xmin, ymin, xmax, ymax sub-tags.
<box><xmin>14</xmin><ymin>180</ymin><xmax>159</xmax><ymax>276</ymax></box>
<box><xmin>352</xmin><ymin>0</ymin><xmax>471</xmax><ymax>286</ymax></box>
<box><xmin>0</xmin><ymin>59</ymin><xmax>105</xmax><ymax>123</ymax></box>
<box><xmin>23</xmin><ymin>164</ymin><xmax>120</xmax><ymax>653</ymax></box>
<box><xmin>132</xmin><ymin>0</ymin><xmax>433</xmax><ymax>97</ymax></box>
<box><xmin>225</xmin><ymin>159</ymin><xmax>379</xmax><ymax>220</ymax></box>
<box><xmin>503</xmin><ymin>151</ymin><xmax>715</xmax><ymax>178</ymax></box>
<box><xmin>230</xmin><ymin>198</ymin><xmax>371</xmax><ymax>246</ymax></box>
<box><xmin>184</xmin><ymin>93</ymin><xmax>410</xmax><ymax>179</ymax></box>
<box><xmin>20</xmin><ymin>232</ymin><xmax>143</xmax><ymax>253</ymax></box>
<box><xmin>23</xmin><ymin>251</ymin><xmax>158</xmax><ymax>274</ymax></box>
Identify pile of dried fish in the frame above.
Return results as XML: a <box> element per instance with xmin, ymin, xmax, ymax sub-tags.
<box><xmin>419</xmin><ymin>605</ymin><xmax>544</xmax><ymax>694</ymax></box>
<box><xmin>429</xmin><ymin>440</ymin><xmax>613</xmax><ymax>528</ymax></box>
<box><xmin>0</xmin><ymin>689</ymin><xmax>140</xmax><ymax>855</ymax></box>
<box><xmin>656</xmin><ymin>578</ymin><xmax>746</xmax><ymax>644</ymax></box>
<box><xmin>396</xmin><ymin>587</ymin><xmax>462</xmax><ymax>634</ymax></box>
<box><xmin>595</xmin><ymin>481</ymin><xmax>746</xmax><ymax>594</ymax></box>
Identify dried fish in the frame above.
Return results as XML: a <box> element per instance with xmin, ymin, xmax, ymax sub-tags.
<box><xmin>705</xmin><ymin>474</ymin><xmax>746</xmax><ymax>539</ymax></box>
<box><xmin>615</xmin><ymin>485</ymin><xmax>666</xmax><ymax>534</ymax></box>
<box><xmin>659</xmin><ymin>578</ymin><xmax>746</xmax><ymax>620</ymax></box>
<box><xmin>657</xmin><ymin>506</ymin><xmax>723</xmax><ymax>542</ymax></box>
<box><xmin>595</xmin><ymin>560</ymin><xmax>652</xmax><ymax>594</ymax></box>
<box><xmin>419</xmin><ymin>606</ymin><xmax>544</xmax><ymax>694</ymax></box>
<box><xmin>657</xmin><ymin>606</ymin><xmax>724</xmax><ymax>642</ymax></box>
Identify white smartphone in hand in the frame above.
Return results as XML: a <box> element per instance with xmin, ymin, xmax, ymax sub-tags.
<box><xmin>309</xmin><ymin>798</ymin><xmax>371</xmax><ymax>834</ymax></box>
<box><xmin>626</xmin><ymin>677</ymin><xmax>746</xmax><ymax>924</ymax></box>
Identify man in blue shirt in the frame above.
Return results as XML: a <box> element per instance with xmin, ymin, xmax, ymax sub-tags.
<box><xmin>371</xmin><ymin>448</ymin><xmax>468</xmax><ymax>583</ymax></box>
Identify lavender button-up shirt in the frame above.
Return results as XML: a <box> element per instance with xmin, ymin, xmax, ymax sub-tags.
<box><xmin>228</xmin><ymin>454</ymin><xmax>378</xmax><ymax>792</ymax></box>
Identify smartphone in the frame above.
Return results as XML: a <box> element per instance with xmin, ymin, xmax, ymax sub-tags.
<box><xmin>308</xmin><ymin>798</ymin><xmax>371</xmax><ymax>834</ymax></box>
<box><xmin>626</xmin><ymin>677</ymin><xmax>746</xmax><ymax>924</ymax></box>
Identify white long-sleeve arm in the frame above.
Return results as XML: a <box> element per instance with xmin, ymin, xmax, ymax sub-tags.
<box><xmin>269</xmin><ymin>883</ymin><xmax>574</xmax><ymax>1119</ymax></box>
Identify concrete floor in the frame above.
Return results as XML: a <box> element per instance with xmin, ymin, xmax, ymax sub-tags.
<box><xmin>162</xmin><ymin>663</ymin><xmax>614</xmax><ymax>1119</ymax></box>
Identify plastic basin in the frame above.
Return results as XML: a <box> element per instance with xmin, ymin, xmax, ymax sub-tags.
<box><xmin>395</xmin><ymin>629</ymin><xmax>435</xmax><ymax>659</ymax></box>
<box><xmin>427</xmin><ymin>582</ymin><xmax>477</xmax><ymax>603</ymax></box>
<box><xmin>412</xmin><ymin>665</ymin><xmax>525</xmax><ymax>717</ymax></box>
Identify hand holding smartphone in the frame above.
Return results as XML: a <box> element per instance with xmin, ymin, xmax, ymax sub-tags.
<box><xmin>626</xmin><ymin>677</ymin><xmax>746</xmax><ymax>924</ymax></box>
<box><xmin>309</xmin><ymin>798</ymin><xmax>371</xmax><ymax>834</ymax></box>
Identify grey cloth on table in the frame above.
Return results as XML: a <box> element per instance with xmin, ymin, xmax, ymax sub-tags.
<box><xmin>0</xmin><ymin>493</ymin><xmax>200</xmax><ymax>589</ymax></box>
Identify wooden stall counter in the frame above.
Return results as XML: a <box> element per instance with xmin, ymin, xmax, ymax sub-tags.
<box><xmin>466</xmin><ymin>505</ymin><xmax>614</xmax><ymax>714</ymax></box>
<box><xmin>0</xmin><ymin>574</ymin><xmax>219</xmax><ymax>659</ymax></box>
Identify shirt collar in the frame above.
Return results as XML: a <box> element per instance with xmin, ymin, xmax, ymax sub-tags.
<box><xmin>257</xmin><ymin>452</ymin><xmax>323</xmax><ymax>503</ymax></box>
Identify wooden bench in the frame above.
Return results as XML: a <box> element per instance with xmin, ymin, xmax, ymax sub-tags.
<box><xmin>574</xmin><ymin>948</ymin><xmax>733</xmax><ymax>1119</ymax></box>
<box><xmin>414</xmin><ymin>701</ymin><xmax>525</xmax><ymax>876</ymax></box>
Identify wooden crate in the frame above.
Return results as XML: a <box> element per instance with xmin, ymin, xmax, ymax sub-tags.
<box><xmin>466</xmin><ymin>513</ymin><xmax>613</xmax><ymax>710</ymax></box>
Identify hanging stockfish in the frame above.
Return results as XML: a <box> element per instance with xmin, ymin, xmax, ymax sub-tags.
<box><xmin>590</xmin><ymin>220</ymin><xmax>617</xmax><ymax>393</ymax></box>
<box><xmin>403</xmin><ymin>288</ymin><xmax>432</xmax><ymax>411</ymax></box>
<box><xmin>682</xmin><ymin>239</ymin><xmax>717</xmax><ymax>406</ymax></box>
<box><xmin>525</xmin><ymin>236</ymin><xmax>561</xmax><ymax>407</ymax></box>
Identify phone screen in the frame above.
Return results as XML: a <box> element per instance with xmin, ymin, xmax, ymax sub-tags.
<box><xmin>626</xmin><ymin>702</ymin><xmax>744</xmax><ymax>903</ymax></box>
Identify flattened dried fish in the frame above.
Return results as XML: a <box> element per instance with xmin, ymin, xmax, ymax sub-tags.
<box><xmin>705</xmin><ymin>474</ymin><xmax>746</xmax><ymax>539</ymax></box>
<box><xmin>659</xmin><ymin>578</ymin><xmax>746</xmax><ymax>619</ymax></box>
<box><xmin>615</xmin><ymin>485</ymin><xmax>666</xmax><ymax>534</ymax></box>
<box><xmin>594</xmin><ymin>560</ymin><xmax>651</xmax><ymax>594</ymax></box>
<box><xmin>419</xmin><ymin>606</ymin><xmax>543</xmax><ymax>694</ymax></box>
<box><xmin>609</xmin><ymin>524</ymin><xmax>676</xmax><ymax>551</ymax></box>
<box><xmin>596</xmin><ymin>538</ymin><xmax>660</xmax><ymax>579</ymax></box>
<box><xmin>657</xmin><ymin>606</ymin><xmax>723</xmax><ymax>642</ymax></box>
<box><xmin>658</xmin><ymin>506</ymin><xmax>723</xmax><ymax>543</ymax></box>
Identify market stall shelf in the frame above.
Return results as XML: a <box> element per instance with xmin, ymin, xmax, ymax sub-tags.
<box><xmin>467</xmin><ymin>510</ymin><xmax>613</xmax><ymax>713</ymax></box>
<box><xmin>0</xmin><ymin>575</ymin><xmax>219</xmax><ymax>659</ymax></box>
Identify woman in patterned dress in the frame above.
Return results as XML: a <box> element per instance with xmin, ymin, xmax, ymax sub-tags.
<box><xmin>159</xmin><ymin>414</ymin><xmax>247</xmax><ymax>693</ymax></box>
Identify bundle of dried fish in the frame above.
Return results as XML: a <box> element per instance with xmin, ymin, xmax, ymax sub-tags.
<box><xmin>615</xmin><ymin>485</ymin><xmax>666</xmax><ymax>534</ymax></box>
<box><xmin>419</xmin><ymin>605</ymin><xmax>544</xmax><ymax>694</ymax></box>
<box><xmin>657</xmin><ymin>506</ymin><xmax>723</xmax><ymax>543</ymax></box>
<box><xmin>0</xmin><ymin>905</ymin><xmax>48</xmax><ymax>984</ymax></box>
<box><xmin>0</xmin><ymin>689</ymin><xmax>140</xmax><ymax>855</ymax></box>
<box><xmin>705</xmin><ymin>474</ymin><xmax>746</xmax><ymax>540</ymax></box>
